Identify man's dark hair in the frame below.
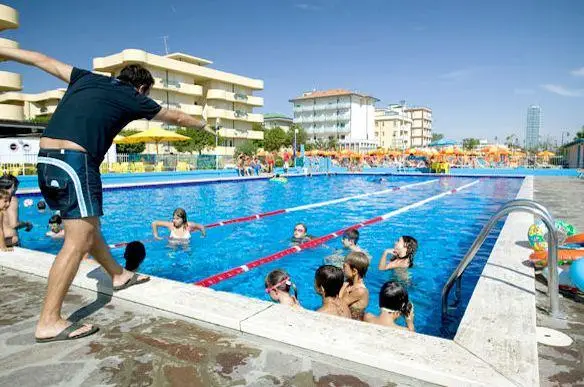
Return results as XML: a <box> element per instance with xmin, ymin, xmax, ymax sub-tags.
<box><xmin>116</xmin><ymin>65</ymin><xmax>155</xmax><ymax>90</ymax></box>
<box><xmin>124</xmin><ymin>241</ymin><xmax>146</xmax><ymax>271</ymax></box>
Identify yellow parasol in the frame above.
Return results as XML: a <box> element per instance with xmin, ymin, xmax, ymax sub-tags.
<box><xmin>115</xmin><ymin>127</ymin><xmax>190</xmax><ymax>154</ymax></box>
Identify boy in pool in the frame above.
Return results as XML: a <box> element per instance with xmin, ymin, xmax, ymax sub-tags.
<box><xmin>340</xmin><ymin>252</ymin><xmax>370</xmax><ymax>320</ymax></box>
<box><xmin>378</xmin><ymin>236</ymin><xmax>418</xmax><ymax>271</ymax></box>
<box><xmin>37</xmin><ymin>200</ymin><xmax>47</xmax><ymax>213</ymax></box>
<box><xmin>46</xmin><ymin>215</ymin><xmax>65</xmax><ymax>239</ymax></box>
<box><xmin>0</xmin><ymin>189</ymin><xmax>13</xmax><ymax>251</ymax></box>
<box><xmin>364</xmin><ymin>281</ymin><xmax>415</xmax><ymax>332</ymax></box>
<box><xmin>324</xmin><ymin>229</ymin><xmax>365</xmax><ymax>267</ymax></box>
<box><xmin>314</xmin><ymin>265</ymin><xmax>351</xmax><ymax>318</ymax></box>
<box><xmin>264</xmin><ymin>269</ymin><xmax>300</xmax><ymax>308</ymax></box>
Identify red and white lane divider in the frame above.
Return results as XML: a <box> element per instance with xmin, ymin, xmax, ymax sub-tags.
<box><xmin>194</xmin><ymin>179</ymin><xmax>480</xmax><ymax>287</ymax></box>
<box><xmin>108</xmin><ymin>179</ymin><xmax>438</xmax><ymax>249</ymax></box>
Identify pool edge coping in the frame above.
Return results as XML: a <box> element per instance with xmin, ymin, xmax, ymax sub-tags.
<box><xmin>0</xmin><ymin>175</ymin><xmax>537</xmax><ymax>386</ymax></box>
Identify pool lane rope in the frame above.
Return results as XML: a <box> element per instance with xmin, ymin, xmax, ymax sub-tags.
<box><xmin>194</xmin><ymin>179</ymin><xmax>480</xmax><ymax>287</ymax></box>
<box><xmin>108</xmin><ymin>179</ymin><xmax>438</xmax><ymax>249</ymax></box>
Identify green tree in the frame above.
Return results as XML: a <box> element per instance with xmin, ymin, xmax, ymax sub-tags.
<box><xmin>462</xmin><ymin>138</ymin><xmax>480</xmax><ymax>151</ymax></box>
<box><xmin>431</xmin><ymin>133</ymin><xmax>444</xmax><ymax>142</ymax></box>
<box><xmin>29</xmin><ymin>115</ymin><xmax>52</xmax><ymax>125</ymax></box>
<box><xmin>285</xmin><ymin>124</ymin><xmax>308</xmax><ymax>150</ymax></box>
<box><xmin>505</xmin><ymin>134</ymin><xmax>519</xmax><ymax>149</ymax></box>
<box><xmin>263</xmin><ymin>127</ymin><xmax>288</xmax><ymax>151</ymax></box>
<box><xmin>326</xmin><ymin>137</ymin><xmax>338</xmax><ymax>150</ymax></box>
<box><xmin>235</xmin><ymin>140</ymin><xmax>259</xmax><ymax>156</ymax></box>
<box><xmin>116</xmin><ymin>130</ymin><xmax>146</xmax><ymax>154</ymax></box>
<box><xmin>575</xmin><ymin>126</ymin><xmax>584</xmax><ymax>140</ymax></box>
<box><xmin>173</xmin><ymin>127</ymin><xmax>217</xmax><ymax>154</ymax></box>
<box><xmin>252</xmin><ymin>122</ymin><xmax>264</xmax><ymax>132</ymax></box>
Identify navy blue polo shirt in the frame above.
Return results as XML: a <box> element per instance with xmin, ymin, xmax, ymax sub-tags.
<box><xmin>43</xmin><ymin>68</ymin><xmax>162</xmax><ymax>163</ymax></box>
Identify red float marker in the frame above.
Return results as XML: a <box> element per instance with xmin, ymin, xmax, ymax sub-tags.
<box><xmin>109</xmin><ymin>179</ymin><xmax>438</xmax><ymax>249</ymax></box>
<box><xmin>195</xmin><ymin>180</ymin><xmax>480</xmax><ymax>287</ymax></box>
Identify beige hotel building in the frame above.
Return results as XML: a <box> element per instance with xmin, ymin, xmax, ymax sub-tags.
<box><xmin>0</xmin><ymin>2</ymin><xmax>264</xmax><ymax>156</ymax></box>
<box><xmin>93</xmin><ymin>49</ymin><xmax>264</xmax><ymax>155</ymax></box>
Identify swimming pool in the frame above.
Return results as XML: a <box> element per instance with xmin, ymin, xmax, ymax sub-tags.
<box><xmin>17</xmin><ymin>174</ymin><xmax>523</xmax><ymax>338</ymax></box>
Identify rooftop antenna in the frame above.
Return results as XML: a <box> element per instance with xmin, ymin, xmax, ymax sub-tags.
<box><xmin>161</xmin><ymin>35</ymin><xmax>170</xmax><ymax>55</ymax></box>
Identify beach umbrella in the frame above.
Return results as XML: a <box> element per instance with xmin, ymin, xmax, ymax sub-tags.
<box><xmin>115</xmin><ymin>127</ymin><xmax>190</xmax><ymax>154</ymax></box>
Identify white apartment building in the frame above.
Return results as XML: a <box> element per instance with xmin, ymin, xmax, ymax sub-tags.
<box><xmin>406</xmin><ymin>106</ymin><xmax>432</xmax><ymax>147</ymax></box>
<box><xmin>263</xmin><ymin>113</ymin><xmax>293</xmax><ymax>131</ymax></box>
<box><xmin>93</xmin><ymin>49</ymin><xmax>264</xmax><ymax>155</ymax></box>
<box><xmin>374</xmin><ymin>104</ymin><xmax>412</xmax><ymax>150</ymax></box>
<box><xmin>290</xmin><ymin>89</ymin><xmax>378</xmax><ymax>153</ymax></box>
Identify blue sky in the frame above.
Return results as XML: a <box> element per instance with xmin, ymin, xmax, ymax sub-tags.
<box><xmin>2</xmin><ymin>0</ymin><xmax>583</xmax><ymax>143</ymax></box>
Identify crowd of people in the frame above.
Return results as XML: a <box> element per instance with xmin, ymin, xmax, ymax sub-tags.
<box><xmin>266</xmin><ymin>221</ymin><xmax>419</xmax><ymax>331</ymax></box>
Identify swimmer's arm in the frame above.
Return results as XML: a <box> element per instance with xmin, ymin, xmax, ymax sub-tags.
<box><xmin>151</xmin><ymin>221</ymin><xmax>172</xmax><ymax>240</ymax></box>
<box><xmin>0</xmin><ymin>213</ymin><xmax>10</xmax><ymax>251</ymax></box>
<box><xmin>0</xmin><ymin>47</ymin><xmax>72</xmax><ymax>83</ymax></box>
<box><xmin>188</xmin><ymin>222</ymin><xmax>206</xmax><ymax>237</ymax></box>
<box><xmin>378</xmin><ymin>249</ymin><xmax>394</xmax><ymax>271</ymax></box>
<box><xmin>154</xmin><ymin>108</ymin><xmax>214</xmax><ymax>135</ymax></box>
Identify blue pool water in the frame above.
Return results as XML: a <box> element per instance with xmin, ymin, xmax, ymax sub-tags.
<box><xmin>17</xmin><ymin>174</ymin><xmax>523</xmax><ymax>338</ymax></box>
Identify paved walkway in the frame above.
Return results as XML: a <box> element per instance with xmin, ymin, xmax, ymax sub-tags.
<box><xmin>534</xmin><ymin>177</ymin><xmax>584</xmax><ymax>386</ymax></box>
<box><xmin>0</xmin><ymin>268</ymin><xmax>428</xmax><ymax>387</ymax></box>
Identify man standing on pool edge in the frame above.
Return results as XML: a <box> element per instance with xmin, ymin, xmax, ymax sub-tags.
<box><xmin>0</xmin><ymin>46</ymin><xmax>214</xmax><ymax>343</ymax></box>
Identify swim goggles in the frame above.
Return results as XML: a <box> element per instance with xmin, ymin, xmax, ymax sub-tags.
<box><xmin>265</xmin><ymin>276</ymin><xmax>291</xmax><ymax>293</ymax></box>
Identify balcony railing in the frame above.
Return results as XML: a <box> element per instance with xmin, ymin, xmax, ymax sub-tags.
<box><xmin>234</xmin><ymin>92</ymin><xmax>248</xmax><ymax>101</ymax></box>
<box><xmin>234</xmin><ymin>110</ymin><xmax>248</xmax><ymax>118</ymax></box>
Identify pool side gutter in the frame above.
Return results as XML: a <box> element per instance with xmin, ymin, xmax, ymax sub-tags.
<box><xmin>454</xmin><ymin>175</ymin><xmax>539</xmax><ymax>386</ymax></box>
<box><xmin>0</xmin><ymin>176</ymin><xmax>537</xmax><ymax>386</ymax></box>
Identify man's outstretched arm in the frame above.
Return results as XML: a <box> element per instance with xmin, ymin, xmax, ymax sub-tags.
<box><xmin>0</xmin><ymin>47</ymin><xmax>72</xmax><ymax>83</ymax></box>
<box><xmin>154</xmin><ymin>107</ymin><xmax>216</xmax><ymax>135</ymax></box>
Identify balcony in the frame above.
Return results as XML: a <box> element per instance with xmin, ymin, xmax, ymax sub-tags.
<box><xmin>208</xmin><ymin>107</ymin><xmax>263</xmax><ymax>123</ymax></box>
<box><xmin>0</xmin><ymin>104</ymin><xmax>24</xmax><ymax>121</ymax></box>
<box><xmin>0</xmin><ymin>71</ymin><xmax>22</xmax><ymax>92</ymax></box>
<box><xmin>153</xmin><ymin>79</ymin><xmax>203</xmax><ymax>96</ymax></box>
<box><xmin>180</xmin><ymin>104</ymin><xmax>203</xmax><ymax>116</ymax></box>
<box><xmin>207</xmin><ymin>89</ymin><xmax>263</xmax><ymax>106</ymax></box>
<box><xmin>218</xmin><ymin>128</ymin><xmax>264</xmax><ymax>140</ymax></box>
<box><xmin>0</xmin><ymin>5</ymin><xmax>18</xmax><ymax>31</ymax></box>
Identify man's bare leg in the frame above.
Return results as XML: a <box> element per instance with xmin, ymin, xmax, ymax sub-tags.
<box><xmin>35</xmin><ymin>218</ymin><xmax>97</xmax><ymax>339</ymax></box>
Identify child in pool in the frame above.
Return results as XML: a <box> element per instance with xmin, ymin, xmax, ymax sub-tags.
<box><xmin>314</xmin><ymin>265</ymin><xmax>351</xmax><ymax>318</ymax></box>
<box><xmin>364</xmin><ymin>281</ymin><xmax>415</xmax><ymax>331</ymax></box>
<box><xmin>124</xmin><ymin>241</ymin><xmax>146</xmax><ymax>272</ymax></box>
<box><xmin>324</xmin><ymin>229</ymin><xmax>366</xmax><ymax>267</ymax></box>
<box><xmin>291</xmin><ymin>223</ymin><xmax>312</xmax><ymax>244</ymax></box>
<box><xmin>0</xmin><ymin>189</ymin><xmax>13</xmax><ymax>251</ymax></box>
<box><xmin>378</xmin><ymin>236</ymin><xmax>418</xmax><ymax>271</ymax></box>
<box><xmin>264</xmin><ymin>269</ymin><xmax>300</xmax><ymax>308</ymax></box>
<box><xmin>46</xmin><ymin>215</ymin><xmax>65</xmax><ymax>239</ymax></box>
<box><xmin>340</xmin><ymin>251</ymin><xmax>370</xmax><ymax>320</ymax></box>
<box><xmin>151</xmin><ymin>208</ymin><xmax>206</xmax><ymax>242</ymax></box>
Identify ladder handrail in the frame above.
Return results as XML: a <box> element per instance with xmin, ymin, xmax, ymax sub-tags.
<box><xmin>441</xmin><ymin>199</ymin><xmax>559</xmax><ymax>318</ymax></box>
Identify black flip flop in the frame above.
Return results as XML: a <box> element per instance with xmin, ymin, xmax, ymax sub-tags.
<box><xmin>35</xmin><ymin>322</ymin><xmax>99</xmax><ymax>343</ymax></box>
<box><xmin>113</xmin><ymin>273</ymin><xmax>150</xmax><ymax>292</ymax></box>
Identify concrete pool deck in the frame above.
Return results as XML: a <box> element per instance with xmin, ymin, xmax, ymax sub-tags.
<box><xmin>1</xmin><ymin>174</ymin><xmax>582</xmax><ymax>385</ymax></box>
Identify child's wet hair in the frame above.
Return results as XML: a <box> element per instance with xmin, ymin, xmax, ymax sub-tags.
<box><xmin>379</xmin><ymin>281</ymin><xmax>412</xmax><ymax>317</ymax></box>
<box><xmin>37</xmin><ymin>200</ymin><xmax>47</xmax><ymax>210</ymax></box>
<box><xmin>295</xmin><ymin>223</ymin><xmax>307</xmax><ymax>233</ymax></box>
<box><xmin>315</xmin><ymin>265</ymin><xmax>344</xmax><ymax>297</ymax></box>
<box><xmin>265</xmin><ymin>269</ymin><xmax>298</xmax><ymax>299</ymax></box>
<box><xmin>344</xmin><ymin>251</ymin><xmax>369</xmax><ymax>278</ymax></box>
<box><xmin>124</xmin><ymin>241</ymin><xmax>146</xmax><ymax>271</ymax></box>
<box><xmin>402</xmin><ymin>235</ymin><xmax>418</xmax><ymax>267</ymax></box>
<box><xmin>342</xmin><ymin>229</ymin><xmax>359</xmax><ymax>245</ymax></box>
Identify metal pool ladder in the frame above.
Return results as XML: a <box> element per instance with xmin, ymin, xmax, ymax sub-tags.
<box><xmin>441</xmin><ymin>199</ymin><xmax>561</xmax><ymax>319</ymax></box>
